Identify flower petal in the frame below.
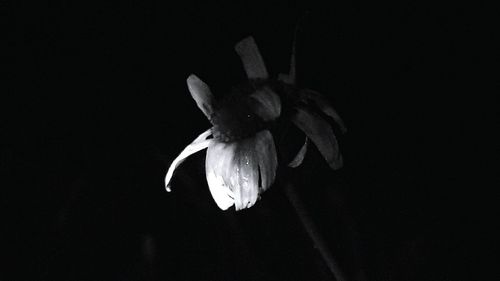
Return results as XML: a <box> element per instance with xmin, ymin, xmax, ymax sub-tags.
<box><xmin>234</xmin><ymin>36</ymin><xmax>269</xmax><ymax>80</ymax></box>
<box><xmin>232</xmin><ymin>130</ymin><xmax>278</xmax><ymax>210</ymax></box>
<box><xmin>250</xmin><ymin>87</ymin><xmax>281</xmax><ymax>121</ymax></box>
<box><xmin>205</xmin><ymin>141</ymin><xmax>237</xmax><ymax>210</ymax></box>
<box><xmin>165</xmin><ymin>129</ymin><xmax>213</xmax><ymax>191</ymax></box>
<box><xmin>233</xmin><ymin>141</ymin><xmax>260</xmax><ymax>210</ymax></box>
<box><xmin>187</xmin><ymin>74</ymin><xmax>215</xmax><ymax>119</ymax></box>
<box><xmin>288</xmin><ymin>137</ymin><xmax>308</xmax><ymax>168</ymax></box>
<box><xmin>300</xmin><ymin>89</ymin><xmax>347</xmax><ymax>133</ymax></box>
<box><xmin>255</xmin><ymin>130</ymin><xmax>278</xmax><ymax>193</ymax></box>
<box><xmin>292</xmin><ymin>107</ymin><xmax>343</xmax><ymax>170</ymax></box>
<box><xmin>205</xmin><ymin>130</ymin><xmax>277</xmax><ymax>211</ymax></box>
<box><xmin>278</xmin><ymin>24</ymin><xmax>298</xmax><ymax>84</ymax></box>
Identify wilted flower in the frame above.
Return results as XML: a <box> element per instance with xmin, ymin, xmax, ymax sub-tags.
<box><xmin>165</xmin><ymin>36</ymin><xmax>345</xmax><ymax>211</ymax></box>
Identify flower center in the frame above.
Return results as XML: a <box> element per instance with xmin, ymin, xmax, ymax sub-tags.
<box><xmin>210</xmin><ymin>83</ymin><xmax>267</xmax><ymax>142</ymax></box>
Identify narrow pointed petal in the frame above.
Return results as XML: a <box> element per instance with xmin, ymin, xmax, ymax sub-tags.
<box><xmin>187</xmin><ymin>74</ymin><xmax>215</xmax><ymax>119</ymax></box>
<box><xmin>250</xmin><ymin>87</ymin><xmax>281</xmax><ymax>121</ymax></box>
<box><xmin>255</xmin><ymin>130</ymin><xmax>278</xmax><ymax>193</ymax></box>
<box><xmin>279</xmin><ymin>22</ymin><xmax>300</xmax><ymax>84</ymax></box>
<box><xmin>165</xmin><ymin>129</ymin><xmax>213</xmax><ymax>191</ymax></box>
<box><xmin>205</xmin><ymin>141</ymin><xmax>237</xmax><ymax>210</ymax></box>
<box><xmin>300</xmin><ymin>89</ymin><xmax>347</xmax><ymax>133</ymax></box>
<box><xmin>288</xmin><ymin>27</ymin><xmax>297</xmax><ymax>83</ymax></box>
<box><xmin>235</xmin><ymin>36</ymin><xmax>269</xmax><ymax>80</ymax></box>
<box><xmin>292</xmin><ymin>108</ymin><xmax>343</xmax><ymax>170</ymax></box>
<box><xmin>288</xmin><ymin>137</ymin><xmax>308</xmax><ymax>168</ymax></box>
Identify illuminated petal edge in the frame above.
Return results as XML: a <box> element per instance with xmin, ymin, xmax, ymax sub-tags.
<box><xmin>165</xmin><ymin>129</ymin><xmax>213</xmax><ymax>191</ymax></box>
<box><xmin>291</xmin><ymin>108</ymin><xmax>343</xmax><ymax>170</ymax></box>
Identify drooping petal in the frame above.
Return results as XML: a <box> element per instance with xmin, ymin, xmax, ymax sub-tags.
<box><xmin>288</xmin><ymin>137</ymin><xmax>308</xmax><ymax>168</ymax></box>
<box><xmin>292</xmin><ymin>107</ymin><xmax>343</xmax><ymax>170</ymax></box>
<box><xmin>233</xmin><ymin>140</ymin><xmax>260</xmax><ymax>210</ymax></box>
<box><xmin>165</xmin><ymin>129</ymin><xmax>213</xmax><ymax>191</ymax></box>
<box><xmin>205</xmin><ymin>141</ymin><xmax>237</xmax><ymax>210</ymax></box>
<box><xmin>229</xmin><ymin>130</ymin><xmax>278</xmax><ymax>210</ymax></box>
<box><xmin>187</xmin><ymin>74</ymin><xmax>215</xmax><ymax>119</ymax></box>
<box><xmin>250</xmin><ymin>87</ymin><xmax>281</xmax><ymax>121</ymax></box>
<box><xmin>300</xmin><ymin>89</ymin><xmax>347</xmax><ymax>133</ymax></box>
<box><xmin>206</xmin><ymin>171</ymin><xmax>235</xmax><ymax>210</ymax></box>
<box><xmin>254</xmin><ymin>130</ymin><xmax>278</xmax><ymax>193</ymax></box>
<box><xmin>205</xmin><ymin>130</ymin><xmax>278</xmax><ymax>211</ymax></box>
<box><xmin>235</xmin><ymin>36</ymin><xmax>269</xmax><ymax>80</ymax></box>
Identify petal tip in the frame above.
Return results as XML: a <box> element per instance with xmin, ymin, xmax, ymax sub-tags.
<box><xmin>217</xmin><ymin>202</ymin><xmax>233</xmax><ymax>211</ymax></box>
<box><xmin>329</xmin><ymin>154</ymin><xmax>344</xmax><ymax>170</ymax></box>
<box><xmin>235</xmin><ymin>36</ymin><xmax>269</xmax><ymax>79</ymax></box>
<box><xmin>186</xmin><ymin>73</ymin><xmax>197</xmax><ymax>80</ymax></box>
<box><xmin>186</xmin><ymin>75</ymin><xmax>214</xmax><ymax>119</ymax></box>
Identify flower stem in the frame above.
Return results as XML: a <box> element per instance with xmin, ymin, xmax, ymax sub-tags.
<box><xmin>283</xmin><ymin>182</ymin><xmax>348</xmax><ymax>281</ymax></box>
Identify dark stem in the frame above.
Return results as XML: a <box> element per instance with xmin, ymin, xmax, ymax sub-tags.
<box><xmin>283</xmin><ymin>182</ymin><xmax>348</xmax><ymax>281</ymax></box>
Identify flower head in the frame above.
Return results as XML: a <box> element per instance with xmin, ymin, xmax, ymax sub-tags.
<box><xmin>165</xmin><ymin>37</ymin><xmax>279</xmax><ymax>211</ymax></box>
<box><xmin>165</xmin><ymin>36</ymin><xmax>345</xmax><ymax>211</ymax></box>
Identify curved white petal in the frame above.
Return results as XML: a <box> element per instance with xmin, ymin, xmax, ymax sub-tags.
<box><xmin>288</xmin><ymin>137</ymin><xmax>308</xmax><ymax>168</ymax></box>
<box><xmin>205</xmin><ymin>141</ymin><xmax>237</xmax><ymax>210</ymax></box>
<box><xmin>233</xmin><ymin>142</ymin><xmax>260</xmax><ymax>210</ymax></box>
<box><xmin>235</xmin><ymin>36</ymin><xmax>269</xmax><ymax>80</ymax></box>
<box><xmin>237</xmin><ymin>131</ymin><xmax>273</xmax><ymax>209</ymax></box>
<box><xmin>165</xmin><ymin>129</ymin><xmax>213</xmax><ymax>191</ymax></box>
<box><xmin>255</xmin><ymin>130</ymin><xmax>278</xmax><ymax>193</ymax></box>
<box><xmin>232</xmin><ymin>130</ymin><xmax>277</xmax><ymax>210</ymax></box>
<box><xmin>205</xmin><ymin>130</ymin><xmax>278</xmax><ymax>211</ymax></box>
<box><xmin>292</xmin><ymin>107</ymin><xmax>343</xmax><ymax>170</ymax></box>
<box><xmin>250</xmin><ymin>87</ymin><xmax>281</xmax><ymax>121</ymax></box>
<box><xmin>206</xmin><ymin>168</ymin><xmax>235</xmax><ymax>210</ymax></box>
<box><xmin>300</xmin><ymin>89</ymin><xmax>347</xmax><ymax>133</ymax></box>
<box><xmin>187</xmin><ymin>74</ymin><xmax>215</xmax><ymax>119</ymax></box>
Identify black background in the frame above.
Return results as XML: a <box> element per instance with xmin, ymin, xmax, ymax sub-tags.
<box><xmin>4</xmin><ymin>1</ymin><xmax>495</xmax><ymax>280</ymax></box>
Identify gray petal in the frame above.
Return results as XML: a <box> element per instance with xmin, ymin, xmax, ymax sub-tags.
<box><xmin>187</xmin><ymin>74</ymin><xmax>215</xmax><ymax>120</ymax></box>
<box><xmin>292</xmin><ymin>107</ymin><xmax>343</xmax><ymax>170</ymax></box>
<box><xmin>255</xmin><ymin>130</ymin><xmax>278</xmax><ymax>192</ymax></box>
<box><xmin>250</xmin><ymin>87</ymin><xmax>281</xmax><ymax>121</ymax></box>
<box><xmin>300</xmin><ymin>89</ymin><xmax>347</xmax><ymax>133</ymax></box>
<box><xmin>234</xmin><ymin>36</ymin><xmax>269</xmax><ymax>80</ymax></box>
<box><xmin>288</xmin><ymin>137</ymin><xmax>308</xmax><ymax>168</ymax></box>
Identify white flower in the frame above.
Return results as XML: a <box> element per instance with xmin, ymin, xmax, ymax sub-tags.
<box><xmin>165</xmin><ymin>36</ymin><xmax>345</xmax><ymax>211</ymax></box>
<box><xmin>165</xmin><ymin>37</ymin><xmax>279</xmax><ymax>211</ymax></box>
